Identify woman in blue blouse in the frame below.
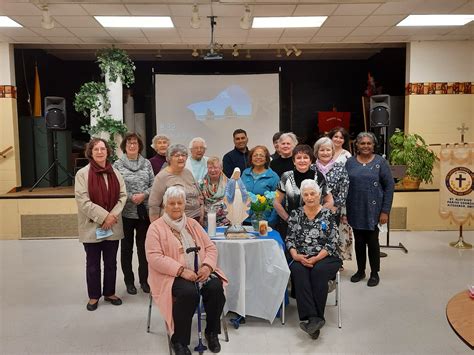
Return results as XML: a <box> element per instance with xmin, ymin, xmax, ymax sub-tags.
<box><xmin>286</xmin><ymin>179</ymin><xmax>342</xmax><ymax>340</ymax></box>
<box><xmin>345</xmin><ymin>132</ymin><xmax>394</xmax><ymax>287</ymax></box>
<box><xmin>241</xmin><ymin>145</ymin><xmax>279</xmax><ymax>227</ymax></box>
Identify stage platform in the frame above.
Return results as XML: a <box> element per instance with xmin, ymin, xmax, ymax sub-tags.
<box><xmin>0</xmin><ymin>186</ymin><xmax>78</xmax><ymax>240</ymax></box>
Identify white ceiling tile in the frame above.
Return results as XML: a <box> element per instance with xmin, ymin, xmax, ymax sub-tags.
<box><xmin>168</xmin><ymin>4</ymin><xmax>211</xmax><ymax>17</ymax></box>
<box><xmin>333</xmin><ymin>4</ymin><xmax>380</xmax><ymax>16</ymax></box>
<box><xmin>252</xmin><ymin>5</ymin><xmax>296</xmax><ymax>16</ymax></box>
<box><xmin>281</xmin><ymin>28</ymin><xmax>318</xmax><ymax>37</ymax></box>
<box><xmin>125</xmin><ymin>4</ymin><xmax>170</xmax><ymax>16</ymax></box>
<box><xmin>179</xmin><ymin>28</ymin><xmax>209</xmax><ymax>38</ymax></box>
<box><xmin>46</xmin><ymin>37</ymin><xmax>82</xmax><ymax>44</ymax></box>
<box><xmin>48</xmin><ymin>4</ymin><xmax>88</xmax><ymax>16</ymax></box>
<box><xmin>452</xmin><ymin>1</ymin><xmax>474</xmax><ymax>14</ymax></box>
<box><xmin>54</xmin><ymin>16</ymin><xmax>100</xmax><ymax>28</ymax></box>
<box><xmin>113</xmin><ymin>37</ymin><xmax>150</xmax><ymax>44</ymax></box>
<box><xmin>248</xmin><ymin>29</ymin><xmax>284</xmax><ymax>37</ymax></box>
<box><xmin>104</xmin><ymin>28</ymin><xmax>144</xmax><ymax>37</ymax></box>
<box><xmin>215</xmin><ymin>17</ymin><xmax>241</xmax><ymax>29</ymax></box>
<box><xmin>81</xmin><ymin>4</ymin><xmax>130</xmax><ymax>16</ymax></box>
<box><xmin>351</xmin><ymin>26</ymin><xmax>389</xmax><ymax>36</ymax></box>
<box><xmin>9</xmin><ymin>36</ymin><xmax>47</xmax><ymax>43</ymax></box>
<box><xmin>375</xmin><ymin>35</ymin><xmax>409</xmax><ymax>42</ymax></box>
<box><xmin>293</xmin><ymin>4</ymin><xmax>338</xmax><ymax>16</ymax></box>
<box><xmin>0</xmin><ymin>34</ymin><xmax>12</xmax><ymax>41</ymax></box>
<box><xmin>171</xmin><ymin>17</ymin><xmax>210</xmax><ymax>29</ymax></box>
<box><xmin>9</xmin><ymin>16</ymin><xmax>53</xmax><ymax>28</ymax></box>
<box><xmin>0</xmin><ymin>27</ymin><xmax>36</xmax><ymax>36</ymax></box>
<box><xmin>310</xmin><ymin>36</ymin><xmax>344</xmax><ymax>43</ymax></box>
<box><xmin>383</xmin><ymin>27</ymin><xmax>420</xmax><ymax>36</ymax></box>
<box><xmin>247</xmin><ymin>37</ymin><xmax>281</xmax><ymax>44</ymax></box>
<box><xmin>360</xmin><ymin>15</ymin><xmax>406</xmax><ymax>27</ymax></box>
<box><xmin>180</xmin><ymin>38</ymin><xmax>208</xmax><ymax>45</ymax></box>
<box><xmin>439</xmin><ymin>34</ymin><xmax>473</xmax><ymax>40</ymax></box>
<box><xmin>409</xmin><ymin>34</ymin><xmax>443</xmax><ymax>41</ymax></box>
<box><xmin>214</xmin><ymin>28</ymin><xmax>246</xmax><ymax>37</ymax></box>
<box><xmin>278</xmin><ymin>36</ymin><xmax>311</xmax><ymax>43</ymax></box>
<box><xmin>78</xmin><ymin>37</ymin><xmax>116</xmax><ymax>43</ymax></box>
<box><xmin>416</xmin><ymin>27</ymin><xmax>457</xmax><ymax>35</ymax></box>
<box><xmin>30</xmin><ymin>27</ymin><xmax>74</xmax><ymax>37</ymax></box>
<box><xmin>373</xmin><ymin>1</ymin><xmax>422</xmax><ymax>15</ymax></box>
<box><xmin>211</xmin><ymin>4</ymin><xmax>246</xmax><ymax>17</ymax></box>
<box><xmin>323</xmin><ymin>16</ymin><xmax>366</xmax><ymax>27</ymax></box>
<box><xmin>68</xmin><ymin>27</ymin><xmax>112</xmax><ymax>37</ymax></box>
<box><xmin>0</xmin><ymin>3</ymin><xmax>41</xmax><ymax>16</ymax></box>
<box><xmin>342</xmin><ymin>35</ymin><xmax>378</xmax><ymax>43</ymax></box>
<box><xmin>413</xmin><ymin>0</ymin><xmax>469</xmax><ymax>14</ymax></box>
<box><xmin>215</xmin><ymin>36</ymin><xmax>248</xmax><ymax>44</ymax></box>
<box><xmin>143</xmin><ymin>29</ymin><xmax>181</xmax><ymax>42</ymax></box>
<box><xmin>317</xmin><ymin>27</ymin><xmax>354</xmax><ymax>37</ymax></box>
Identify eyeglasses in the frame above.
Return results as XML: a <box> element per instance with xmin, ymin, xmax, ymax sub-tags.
<box><xmin>126</xmin><ymin>141</ymin><xmax>139</xmax><ymax>146</ymax></box>
<box><xmin>252</xmin><ymin>154</ymin><xmax>266</xmax><ymax>158</ymax></box>
<box><xmin>172</xmin><ymin>153</ymin><xmax>187</xmax><ymax>158</ymax></box>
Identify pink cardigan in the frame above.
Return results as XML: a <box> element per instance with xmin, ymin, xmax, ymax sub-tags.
<box><xmin>145</xmin><ymin>217</ymin><xmax>227</xmax><ymax>334</ymax></box>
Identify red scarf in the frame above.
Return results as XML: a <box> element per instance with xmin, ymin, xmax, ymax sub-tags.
<box><xmin>88</xmin><ymin>160</ymin><xmax>120</xmax><ymax>212</ymax></box>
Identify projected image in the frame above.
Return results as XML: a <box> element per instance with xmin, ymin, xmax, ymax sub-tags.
<box><xmin>187</xmin><ymin>85</ymin><xmax>252</xmax><ymax>121</ymax></box>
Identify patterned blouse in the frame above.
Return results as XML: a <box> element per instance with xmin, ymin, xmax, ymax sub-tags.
<box><xmin>312</xmin><ymin>162</ymin><xmax>349</xmax><ymax>217</ymax></box>
<box><xmin>286</xmin><ymin>207</ymin><xmax>341</xmax><ymax>259</ymax></box>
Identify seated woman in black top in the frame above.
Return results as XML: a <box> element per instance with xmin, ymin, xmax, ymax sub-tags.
<box><xmin>286</xmin><ymin>179</ymin><xmax>342</xmax><ymax>339</ymax></box>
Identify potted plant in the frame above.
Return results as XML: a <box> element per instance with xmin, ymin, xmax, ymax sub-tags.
<box><xmin>389</xmin><ymin>128</ymin><xmax>437</xmax><ymax>190</ymax></box>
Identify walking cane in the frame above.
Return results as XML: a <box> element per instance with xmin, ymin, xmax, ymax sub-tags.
<box><xmin>186</xmin><ymin>246</ymin><xmax>207</xmax><ymax>354</ymax></box>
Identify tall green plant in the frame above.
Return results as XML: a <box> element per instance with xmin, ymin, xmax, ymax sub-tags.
<box><xmin>96</xmin><ymin>46</ymin><xmax>135</xmax><ymax>87</ymax></box>
<box><xmin>73</xmin><ymin>81</ymin><xmax>110</xmax><ymax>117</ymax></box>
<box><xmin>389</xmin><ymin>128</ymin><xmax>437</xmax><ymax>184</ymax></box>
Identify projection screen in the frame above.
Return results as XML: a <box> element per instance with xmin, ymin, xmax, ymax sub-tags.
<box><xmin>155</xmin><ymin>73</ymin><xmax>280</xmax><ymax>159</ymax></box>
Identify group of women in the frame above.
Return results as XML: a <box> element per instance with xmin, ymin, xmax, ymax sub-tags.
<box><xmin>74</xmin><ymin>126</ymin><xmax>394</xmax><ymax>348</ymax></box>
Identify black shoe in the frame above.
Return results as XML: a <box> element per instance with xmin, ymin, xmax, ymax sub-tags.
<box><xmin>104</xmin><ymin>296</ymin><xmax>122</xmax><ymax>305</ymax></box>
<box><xmin>205</xmin><ymin>332</ymin><xmax>221</xmax><ymax>353</ymax></box>
<box><xmin>299</xmin><ymin>322</ymin><xmax>321</xmax><ymax>339</ymax></box>
<box><xmin>307</xmin><ymin>317</ymin><xmax>325</xmax><ymax>334</ymax></box>
<box><xmin>86</xmin><ymin>300</ymin><xmax>98</xmax><ymax>311</ymax></box>
<box><xmin>171</xmin><ymin>342</ymin><xmax>191</xmax><ymax>355</ymax></box>
<box><xmin>141</xmin><ymin>282</ymin><xmax>150</xmax><ymax>293</ymax></box>
<box><xmin>126</xmin><ymin>284</ymin><xmax>137</xmax><ymax>295</ymax></box>
<box><xmin>350</xmin><ymin>271</ymin><xmax>366</xmax><ymax>283</ymax></box>
<box><xmin>367</xmin><ymin>272</ymin><xmax>380</xmax><ymax>287</ymax></box>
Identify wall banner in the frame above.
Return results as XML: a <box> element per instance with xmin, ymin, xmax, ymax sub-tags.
<box><xmin>439</xmin><ymin>143</ymin><xmax>474</xmax><ymax>225</ymax></box>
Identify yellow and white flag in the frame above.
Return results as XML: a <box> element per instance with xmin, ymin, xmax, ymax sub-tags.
<box><xmin>439</xmin><ymin>143</ymin><xmax>474</xmax><ymax>225</ymax></box>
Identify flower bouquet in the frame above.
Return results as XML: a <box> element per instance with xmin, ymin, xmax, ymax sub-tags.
<box><xmin>248</xmin><ymin>191</ymin><xmax>276</xmax><ymax>230</ymax></box>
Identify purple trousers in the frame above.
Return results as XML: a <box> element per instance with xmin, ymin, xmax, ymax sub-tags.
<box><xmin>83</xmin><ymin>240</ymin><xmax>119</xmax><ymax>299</ymax></box>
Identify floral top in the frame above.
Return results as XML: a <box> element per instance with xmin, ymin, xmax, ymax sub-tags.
<box><xmin>286</xmin><ymin>207</ymin><xmax>341</xmax><ymax>259</ymax></box>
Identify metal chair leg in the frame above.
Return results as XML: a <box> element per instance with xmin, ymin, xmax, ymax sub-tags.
<box><xmin>167</xmin><ymin>333</ymin><xmax>173</xmax><ymax>355</ymax></box>
<box><xmin>336</xmin><ymin>270</ymin><xmax>342</xmax><ymax>328</ymax></box>
<box><xmin>221</xmin><ymin>312</ymin><xmax>229</xmax><ymax>342</ymax></box>
<box><xmin>281</xmin><ymin>296</ymin><xmax>286</xmax><ymax>325</ymax></box>
<box><xmin>146</xmin><ymin>293</ymin><xmax>152</xmax><ymax>333</ymax></box>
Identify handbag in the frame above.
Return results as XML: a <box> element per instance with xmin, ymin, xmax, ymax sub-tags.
<box><xmin>137</xmin><ymin>203</ymin><xmax>149</xmax><ymax>221</ymax></box>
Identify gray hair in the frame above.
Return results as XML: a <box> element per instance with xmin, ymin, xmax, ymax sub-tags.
<box><xmin>163</xmin><ymin>185</ymin><xmax>186</xmax><ymax>206</ymax></box>
<box><xmin>188</xmin><ymin>137</ymin><xmax>207</xmax><ymax>149</ymax></box>
<box><xmin>278</xmin><ymin>132</ymin><xmax>298</xmax><ymax>147</ymax></box>
<box><xmin>207</xmin><ymin>156</ymin><xmax>222</xmax><ymax>167</ymax></box>
<box><xmin>166</xmin><ymin>143</ymin><xmax>188</xmax><ymax>161</ymax></box>
<box><xmin>300</xmin><ymin>179</ymin><xmax>321</xmax><ymax>195</ymax></box>
<box><xmin>313</xmin><ymin>137</ymin><xmax>335</xmax><ymax>158</ymax></box>
<box><xmin>150</xmin><ymin>134</ymin><xmax>170</xmax><ymax>148</ymax></box>
<box><xmin>355</xmin><ymin>131</ymin><xmax>378</xmax><ymax>145</ymax></box>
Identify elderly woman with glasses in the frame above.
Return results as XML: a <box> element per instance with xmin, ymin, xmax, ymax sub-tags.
<box><xmin>286</xmin><ymin>179</ymin><xmax>342</xmax><ymax>340</ymax></box>
<box><xmin>146</xmin><ymin>186</ymin><xmax>227</xmax><ymax>355</ymax></box>
<box><xmin>148</xmin><ymin>144</ymin><xmax>204</xmax><ymax>224</ymax></box>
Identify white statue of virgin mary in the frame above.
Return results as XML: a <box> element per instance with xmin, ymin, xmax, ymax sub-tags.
<box><xmin>224</xmin><ymin>167</ymin><xmax>250</xmax><ymax>230</ymax></box>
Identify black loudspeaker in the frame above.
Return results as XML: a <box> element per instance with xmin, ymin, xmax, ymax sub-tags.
<box><xmin>370</xmin><ymin>94</ymin><xmax>390</xmax><ymax>127</ymax></box>
<box><xmin>45</xmin><ymin>96</ymin><xmax>66</xmax><ymax>130</ymax></box>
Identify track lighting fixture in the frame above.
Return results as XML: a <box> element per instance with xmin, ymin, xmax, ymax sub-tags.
<box><xmin>292</xmin><ymin>45</ymin><xmax>302</xmax><ymax>57</ymax></box>
<box><xmin>192</xmin><ymin>48</ymin><xmax>199</xmax><ymax>57</ymax></box>
<box><xmin>155</xmin><ymin>49</ymin><xmax>162</xmax><ymax>59</ymax></box>
<box><xmin>240</xmin><ymin>5</ymin><xmax>252</xmax><ymax>30</ymax></box>
<box><xmin>41</xmin><ymin>5</ymin><xmax>54</xmax><ymax>30</ymax></box>
<box><xmin>245</xmin><ymin>49</ymin><xmax>251</xmax><ymax>59</ymax></box>
<box><xmin>283</xmin><ymin>45</ymin><xmax>293</xmax><ymax>57</ymax></box>
<box><xmin>232</xmin><ymin>44</ymin><xmax>239</xmax><ymax>57</ymax></box>
<box><xmin>190</xmin><ymin>4</ymin><xmax>201</xmax><ymax>29</ymax></box>
<box><xmin>276</xmin><ymin>48</ymin><xmax>282</xmax><ymax>58</ymax></box>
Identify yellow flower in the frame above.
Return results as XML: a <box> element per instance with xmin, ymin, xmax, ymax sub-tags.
<box><xmin>258</xmin><ymin>195</ymin><xmax>266</xmax><ymax>203</ymax></box>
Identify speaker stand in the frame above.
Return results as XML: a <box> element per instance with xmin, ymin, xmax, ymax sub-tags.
<box><xmin>29</xmin><ymin>131</ymin><xmax>74</xmax><ymax>192</ymax></box>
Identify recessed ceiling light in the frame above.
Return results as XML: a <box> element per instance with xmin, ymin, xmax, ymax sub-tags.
<box><xmin>0</xmin><ymin>16</ymin><xmax>22</xmax><ymax>27</ymax></box>
<box><xmin>397</xmin><ymin>15</ymin><xmax>474</xmax><ymax>26</ymax></box>
<box><xmin>95</xmin><ymin>16</ymin><xmax>174</xmax><ymax>28</ymax></box>
<box><xmin>252</xmin><ymin>16</ymin><xmax>327</xmax><ymax>28</ymax></box>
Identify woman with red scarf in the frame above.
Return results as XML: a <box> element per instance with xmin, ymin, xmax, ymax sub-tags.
<box><xmin>75</xmin><ymin>138</ymin><xmax>127</xmax><ymax>311</ymax></box>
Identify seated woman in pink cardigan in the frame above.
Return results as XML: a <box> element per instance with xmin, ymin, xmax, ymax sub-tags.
<box><xmin>146</xmin><ymin>186</ymin><xmax>227</xmax><ymax>355</ymax></box>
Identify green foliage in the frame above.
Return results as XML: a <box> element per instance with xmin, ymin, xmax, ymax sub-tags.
<box><xmin>389</xmin><ymin>128</ymin><xmax>437</xmax><ymax>184</ymax></box>
<box><xmin>96</xmin><ymin>46</ymin><xmax>135</xmax><ymax>87</ymax></box>
<box><xmin>73</xmin><ymin>81</ymin><xmax>110</xmax><ymax>117</ymax></box>
<box><xmin>81</xmin><ymin>116</ymin><xmax>128</xmax><ymax>161</ymax></box>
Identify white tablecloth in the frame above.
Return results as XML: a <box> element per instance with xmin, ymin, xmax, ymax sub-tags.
<box><xmin>213</xmin><ymin>238</ymin><xmax>290</xmax><ymax>323</ymax></box>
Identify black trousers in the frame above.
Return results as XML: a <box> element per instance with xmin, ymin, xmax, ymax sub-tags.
<box><xmin>121</xmin><ymin>217</ymin><xmax>149</xmax><ymax>286</ymax></box>
<box><xmin>353</xmin><ymin>228</ymin><xmax>380</xmax><ymax>273</ymax></box>
<box><xmin>290</xmin><ymin>256</ymin><xmax>341</xmax><ymax>321</ymax></box>
<box><xmin>171</xmin><ymin>277</ymin><xmax>226</xmax><ymax>346</ymax></box>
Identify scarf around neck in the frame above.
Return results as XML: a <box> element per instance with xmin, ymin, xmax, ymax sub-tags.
<box><xmin>88</xmin><ymin>160</ymin><xmax>120</xmax><ymax>212</ymax></box>
<box><xmin>120</xmin><ymin>154</ymin><xmax>146</xmax><ymax>172</ymax></box>
<box><xmin>315</xmin><ymin>159</ymin><xmax>335</xmax><ymax>177</ymax></box>
<box><xmin>201</xmin><ymin>173</ymin><xmax>227</xmax><ymax>206</ymax></box>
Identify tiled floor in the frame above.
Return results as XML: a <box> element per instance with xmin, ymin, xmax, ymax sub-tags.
<box><xmin>0</xmin><ymin>230</ymin><xmax>473</xmax><ymax>354</ymax></box>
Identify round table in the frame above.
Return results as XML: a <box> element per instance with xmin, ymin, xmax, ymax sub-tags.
<box><xmin>446</xmin><ymin>290</ymin><xmax>474</xmax><ymax>350</ymax></box>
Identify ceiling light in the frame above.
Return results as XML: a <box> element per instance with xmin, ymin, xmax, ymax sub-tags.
<box><xmin>155</xmin><ymin>50</ymin><xmax>162</xmax><ymax>59</ymax></box>
<box><xmin>190</xmin><ymin>4</ymin><xmax>201</xmax><ymax>29</ymax></box>
<box><xmin>0</xmin><ymin>16</ymin><xmax>22</xmax><ymax>27</ymax></box>
<box><xmin>192</xmin><ymin>48</ymin><xmax>199</xmax><ymax>57</ymax></box>
<box><xmin>245</xmin><ymin>49</ymin><xmax>251</xmax><ymax>59</ymax></box>
<box><xmin>276</xmin><ymin>48</ymin><xmax>282</xmax><ymax>58</ymax></box>
<box><xmin>240</xmin><ymin>5</ymin><xmax>252</xmax><ymax>30</ymax></box>
<box><xmin>292</xmin><ymin>46</ymin><xmax>302</xmax><ymax>57</ymax></box>
<box><xmin>41</xmin><ymin>5</ymin><xmax>54</xmax><ymax>30</ymax></box>
<box><xmin>253</xmin><ymin>16</ymin><xmax>327</xmax><ymax>28</ymax></box>
<box><xmin>232</xmin><ymin>44</ymin><xmax>239</xmax><ymax>57</ymax></box>
<box><xmin>284</xmin><ymin>46</ymin><xmax>293</xmax><ymax>56</ymax></box>
<box><xmin>397</xmin><ymin>15</ymin><xmax>474</xmax><ymax>26</ymax></box>
<box><xmin>95</xmin><ymin>16</ymin><xmax>174</xmax><ymax>28</ymax></box>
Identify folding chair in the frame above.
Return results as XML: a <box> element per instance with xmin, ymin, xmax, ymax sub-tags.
<box><xmin>328</xmin><ymin>270</ymin><xmax>342</xmax><ymax>328</ymax></box>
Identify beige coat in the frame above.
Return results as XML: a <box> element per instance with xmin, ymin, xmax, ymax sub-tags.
<box><xmin>75</xmin><ymin>164</ymin><xmax>127</xmax><ymax>243</ymax></box>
